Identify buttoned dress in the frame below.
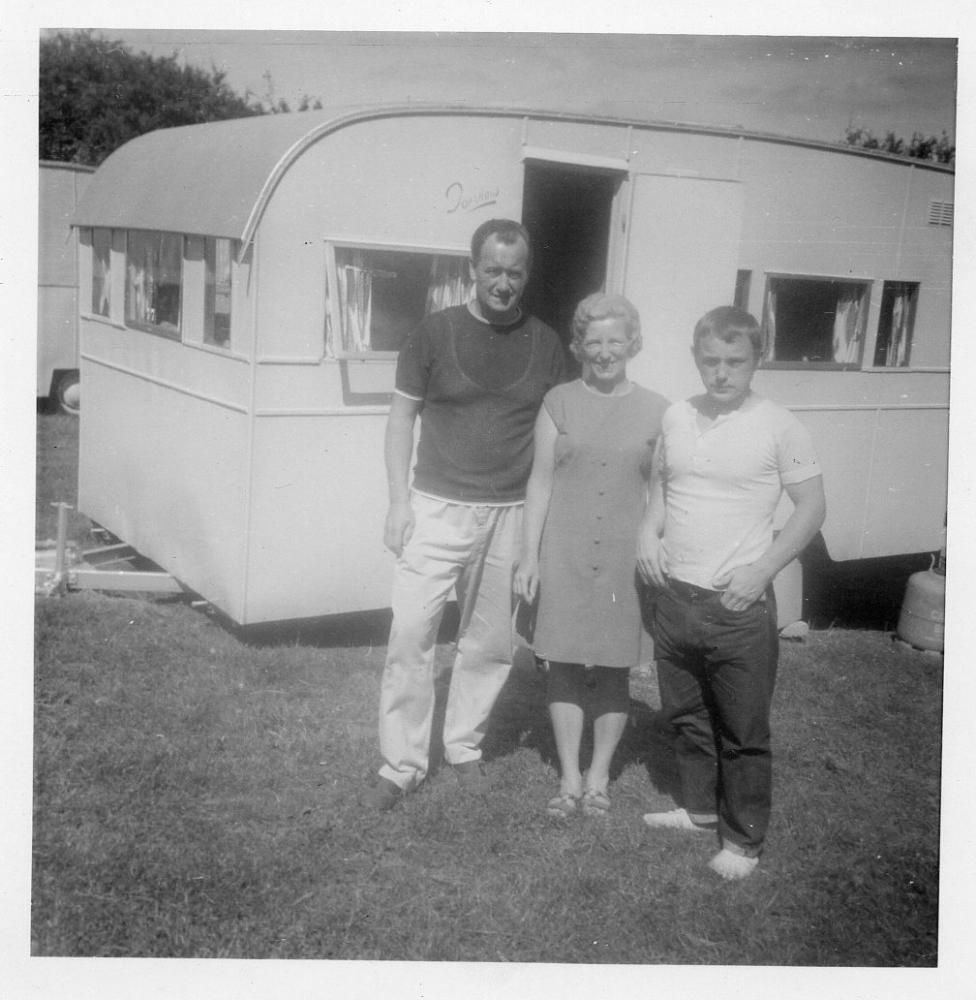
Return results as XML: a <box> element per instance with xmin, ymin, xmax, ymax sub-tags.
<box><xmin>533</xmin><ymin>379</ymin><xmax>669</xmax><ymax>667</ymax></box>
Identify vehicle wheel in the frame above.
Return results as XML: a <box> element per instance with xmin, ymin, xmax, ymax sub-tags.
<box><xmin>53</xmin><ymin>370</ymin><xmax>81</xmax><ymax>416</ymax></box>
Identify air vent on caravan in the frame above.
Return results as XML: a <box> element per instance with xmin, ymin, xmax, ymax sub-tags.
<box><xmin>928</xmin><ymin>200</ymin><xmax>954</xmax><ymax>227</ymax></box>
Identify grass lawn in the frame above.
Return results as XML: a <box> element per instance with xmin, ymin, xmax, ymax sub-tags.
<box><xmin>35</xmin><ymin>412</ymin><xmax>97</xmax><ymax>547</ymax></box>
<box><xmin>32</xmin><ymin>592</ymin><xmax>942</xmax><ymax>964</ymax></box>
<box><xmin>31</xmin><ymin>413</ymin><xmax>943</xmax><ymax>965</ymax></box>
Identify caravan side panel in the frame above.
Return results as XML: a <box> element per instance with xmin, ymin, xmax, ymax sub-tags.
<box><xmin>240</xmin><ymin>115</ymin><xmax>533</xmax><ymax>621</ymax></box>
<box><xmin>38</xmin><ymin>163</ymin><xmax>93</xmax><ymax>397</ymax></box>
<box><xmin>78</xmin><ymin>356</ymin><xmax>251</xmax><ymax>616</ymax></box>
<box><xmin>622</xmin><ymin>173</ymin><xmax>745</xmax><ymax>399</ymax></box>
<box><xmin>242</xmin><ymin>411</ymin><xmax>390</xmax><ymax>621</ymax></box>
<box><xmin>77</xmin><ymin>236</ymin><xmax>255</xmax><ymax>620</ymax></box>
<box><xmin>695</xmin><ymin>141</ymin><xmax>949</xmax><ymax>561</ymax></box>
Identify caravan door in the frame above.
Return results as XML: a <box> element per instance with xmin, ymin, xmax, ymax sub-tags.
<box><xmin>520</xmin><ymin>156</ymin><xmax>629</xmax><ymax>349</ymax></box>
<box><xmin>621</xmin><ymin>173</ymin><xmax>745</xmax><ymax>397</ymax></box>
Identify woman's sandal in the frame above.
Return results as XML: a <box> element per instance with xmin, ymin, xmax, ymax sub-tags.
<box><xmin>581</xmin><ymin>787</ymin><xmax>611</xmax><ymax>817</ymax></box>
<box><xmin>546</xmin><ymin>791</ymin><xmax>581</xmax><ymax>818</ymax></box>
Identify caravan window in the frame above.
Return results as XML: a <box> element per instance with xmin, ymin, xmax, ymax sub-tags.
<box><xmin>873</xmin><ymin>282</ymin><xmax>918</xmax><ymax>367</ymax></box>
<box><xmin>91</xmin><ymin>228</ymin><xmax>113</xmax><ymax>317</ymax></box>
<box><xmin>125</xmin><ymin>230</ymin><xmax>183</xmax><ymax>336</ymax></box>
<box><xmin>762</xmin><ymin>275</ymin><xmax>870</xmax><ymax>367</ymax></box>
<box><xmin>325</xmin><ymin>245</ymin><xmax>472</xmax><ymax>356</ymax></box>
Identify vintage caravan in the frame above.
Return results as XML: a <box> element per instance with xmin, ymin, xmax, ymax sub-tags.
<box><xmin>39</xmin><ymin>160</ymin><xmax>95</xmax><ymax>413</ymax></box>
<box><xmin>71</xmin><ymin>105</ymin><xmax>952</xmax><ymax>625</ymax></box>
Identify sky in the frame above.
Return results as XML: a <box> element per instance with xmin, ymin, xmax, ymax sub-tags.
<box><xmin>82</xmin><ymin>31</ymin><xmax>957</xmax><ymax>147</ymax></box>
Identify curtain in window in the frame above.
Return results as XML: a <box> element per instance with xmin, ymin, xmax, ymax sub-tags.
<box><xmin>325</xmin><ymin>250</ymin><xmax>472</xmax><ymax>356</ymax></box>
<box><xmin>92</xmin><ymin>229</ymin><xmax>111</xmax><ymax>317</ymax></box>
<box><xmin>885</xmin><ymin>287</ymin><xmax>912</xmax><ymax>367</ymax></box>
<box><xmin>762</xmin><ymin>283</ymin><xmax>777</xmax><ymax>360</ymax></box>
<box><xmin>125</xmin><ymin>232</ymin><xmax>181</xmax><ymax>329</ymax></box>
<box><xmin>425</xmin><ymin>256</ymin><xmax>472</xmax><ymax>313</ymax></box>
<box><xmin>205</xmin><ymin>237</ymin><xmax>233</xmax><ymax>346</ymax></box>
<box><xmin>126</xmin><ymin>242</ymin><xmax>151</xmax><ymax>325</ymax></box>
<box><xmin>336</xmin><ymin>251</ymin><xmax>373</xmax><ymax>354</ymax></box>
<box><xmin>832</xmin><ymin>287</ymin><xmax>864</xmax><ymax>364</ymax></box>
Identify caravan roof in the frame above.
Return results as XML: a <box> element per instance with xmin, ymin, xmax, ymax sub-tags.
<box><xmin>72</xmin><ymin>103</ymin><xmax>953</xmax><ymax>247</ymax></box>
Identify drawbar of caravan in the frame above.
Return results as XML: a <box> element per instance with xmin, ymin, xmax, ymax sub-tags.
<box><xmin>39</xmin><ymin>160</ymin><xmax>95</xmax><ymax>413</ymax></box>
<box><xmin>71</xmin><ymin>105</ymin><xmax>952</xmax><ymax>625</ymax></box>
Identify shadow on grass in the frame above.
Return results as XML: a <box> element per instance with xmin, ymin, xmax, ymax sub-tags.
<box><xmin>801</xmin><ymin>536</ymin><xmax>935</xmax><ymax>632</ymax></box>
<box><xmin>229</xmin><ymin>581</ymin><xmax>709</xmax><ymax>799</ymax></box>
<box><xmin>231</xmin><ymin>603</ymin><xmax>462</xmax><ymax>650</ymax></box>
<box><xmin>478</xmin><ymin>648</ymin><xmax>682</xmax><ymax>799</ymax></box>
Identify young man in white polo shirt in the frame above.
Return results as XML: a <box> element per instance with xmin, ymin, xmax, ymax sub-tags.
<box><xmin>637</xmin><ymin>306</ymin><xmax>826</xmax><ymax>879</ymax></box>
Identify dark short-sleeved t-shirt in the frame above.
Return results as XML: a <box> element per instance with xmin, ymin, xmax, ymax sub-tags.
<box><xmin>395</xmin><ymin>305</ymin><xmax>566</xmax><ymax>503</ymax></box>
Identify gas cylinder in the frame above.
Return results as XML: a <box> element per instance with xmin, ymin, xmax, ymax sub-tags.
<box><xmin>896</xmin><ymin>551</ymin><xmax>945</xmax><ymax>653</ymax></box>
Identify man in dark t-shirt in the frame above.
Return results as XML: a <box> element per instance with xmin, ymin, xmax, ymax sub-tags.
<box><xmin>365</xmin><ymin>219</ymin><xmax>565</xmax><ymax>809</ymax></box>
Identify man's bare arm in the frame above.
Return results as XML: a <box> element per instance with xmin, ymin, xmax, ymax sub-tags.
<box><xmin>636</xmin><ymin>438</ymin><xmax>668</xmax><ymax>588</ymax></box>
<box><xmin>513</xmin><ymin>407</ymin><xmax>558</xmax><ymax>603</ymax></box>
<box><xmin>713</xmin><ymin>475</ymin><xmax>827</xmax><ymax>611</ymax></box>
<box><xmin>383</xmin><ymin>393</ymin><xmax>422</xmax><ymax>556</ymax></box>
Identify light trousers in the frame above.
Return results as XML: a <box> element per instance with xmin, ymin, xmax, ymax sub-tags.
<box><xmin>378</xmin><ymin>493</ymin><xmax>521</xmax><ymax>791</ymax></box>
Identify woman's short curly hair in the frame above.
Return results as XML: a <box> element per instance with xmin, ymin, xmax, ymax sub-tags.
<box><xmin>569</xmin><ymin>292</ymin><xmax>643</xmax><ymax>361</ymax></box>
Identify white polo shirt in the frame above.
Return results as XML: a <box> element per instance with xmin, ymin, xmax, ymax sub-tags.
<box><xmin>659</xmin><ymin>393</ymin><xmax>822</xmax><ymax>591</ymax></box>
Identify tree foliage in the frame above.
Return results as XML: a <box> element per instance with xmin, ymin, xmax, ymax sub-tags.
<box><xmin>844</xmin><ymin>126</ymin><xmax>954</xmax><ymax>166</ymax></box>
<box><xmin>258</xmin><ymin>69</ymin><xmax>324</xmax><ymax>116</ymax></box>
<box><xmin>40</xmin><ymin>31</ymin><xmax>268</xmax><ymax>166</ymax></box>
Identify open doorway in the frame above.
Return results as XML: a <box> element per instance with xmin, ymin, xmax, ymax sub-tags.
<box><xmin>520</xmin><ymin>160</ymin><xmax>623</xmax><ymax>362</ymax></box>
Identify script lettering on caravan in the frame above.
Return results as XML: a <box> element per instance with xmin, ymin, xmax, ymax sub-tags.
<box><xmin>444</xmin><ymin>181</ymin><xmax>500</xmax><ymax>214</ymax></box>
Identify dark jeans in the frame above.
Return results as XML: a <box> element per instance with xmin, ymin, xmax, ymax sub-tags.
<box><xmin>653</xmin><ymin>582</ymin><xmax>779</xmax><ymax>856</ymax></box>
